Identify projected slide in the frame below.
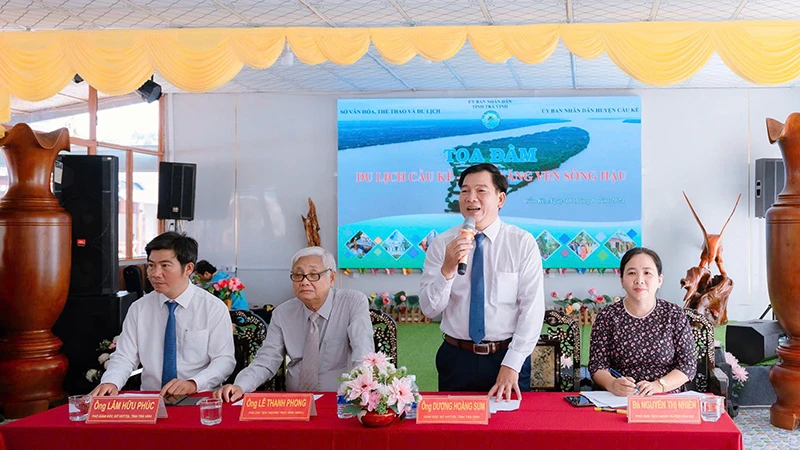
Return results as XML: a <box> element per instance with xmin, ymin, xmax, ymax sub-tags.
<box><xmin>337</xmin><ymin>96</ymin><xmax>642</xmax><ymax>269</ymax></box>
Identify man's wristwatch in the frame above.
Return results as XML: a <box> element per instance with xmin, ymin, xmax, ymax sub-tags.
<box><xmin>657</xmin><ymin>378</ymin><xmax>667</xmax><ymax>392</ymax></box>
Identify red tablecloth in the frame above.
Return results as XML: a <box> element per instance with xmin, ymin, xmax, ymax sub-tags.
<box><xmin>0</xmin><ymin>392</ymin><xmax>742</xmax><ymax>450</ymax></box>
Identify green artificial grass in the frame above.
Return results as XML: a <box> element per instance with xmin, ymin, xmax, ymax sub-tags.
<box><xmin>715</xmin><ymin>324</ymin><xmax>726</xmax><ymax>347</ymax></box>
<box><xmin>581</xmin><ymin>325</ymin><xmax>591</xmax><ymax>367</ymax></box>
<box><xmin>396</xmin><ymin>323</ymin><xmax>441</xmax><ymax>392</ymax></box>
<box><xmin>397</xmin><ymin>322</ymin><xmax>596</xmax><ymax>390</ymax></box>
<box><xmin>753</xmin><ymin>357</ymin><xmax>779</xmax><ymax>366</ymax></box>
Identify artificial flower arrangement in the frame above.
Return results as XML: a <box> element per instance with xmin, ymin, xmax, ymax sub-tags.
<box><xmin>551</xmin><ymin>288</ymin><xmax>621</xmax><ymax>316</ymax></box>
<box><xmin>368</xmin><ymin>290</ymin><xmax>420</xmax><ymax>313</ymax></box>
<box><xmin>205</xmin><ymin>277</ymin><xmax>245</xmax><ymax>305</ymax></box>
<box><xmin>85</xmin><ymin>336</ymin><xmax>119</xmax><ymax>384</ymax></box>
<box><xmin>723</xmin><ymin>350</ymin><xmax>749</xmax><ymax>399</ymax></box>
<box><xmin>368</xmin><ymin>291</ymin><xmax>430</xmax><ymax>324</ymax></box>
<box><xmin>338</xmin><ymin>352</ymin><xmax>421</xmax><ymax>421</ymax></box>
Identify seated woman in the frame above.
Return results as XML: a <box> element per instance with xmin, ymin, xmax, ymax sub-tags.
<box><xmin>194</xmin><ymin>260</ymin><xmax>249</xmax><ymax>311</ymax></box>
<box><xmin>589</xmin><ymin>247</ymin><xmax>696</xmax><ymax>396</ymax></box>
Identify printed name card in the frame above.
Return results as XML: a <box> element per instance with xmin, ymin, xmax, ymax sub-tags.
<box><xmin>416</xmin><ymin>395</ymin><xmax>489</xmax><ymax>425</ymax></box>
<box><xmin>627</xmin><ymin>396</ymin><xmax>701</xmax><ymax>424</ymax></box>
<box><xmin>86</xmin><ymin>395</ymin><xmax>163</xmax><ymax>424</ymax></box>
<box><xmin>239</xmin><ymin>393</ymin><xmax>315</xmax><ymax>421</ymax></box>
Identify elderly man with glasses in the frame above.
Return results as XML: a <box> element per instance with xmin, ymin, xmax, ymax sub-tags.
<box><xmin>214</xmin><ymin>247</ymin><xmax>374</xmax><ymax>401</ymax></box>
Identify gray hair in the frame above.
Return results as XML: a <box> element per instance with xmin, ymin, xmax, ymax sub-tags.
<box><xmin>291</xmin><ymin>246</ymin><xmax>337</xmax><ymax>272</ymax></box>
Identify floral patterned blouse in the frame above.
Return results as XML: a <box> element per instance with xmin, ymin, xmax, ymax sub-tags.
<box><xmin>589</xmin><ymin>299</ymin><xmax>697</xmax><ymax>392</ymax></box>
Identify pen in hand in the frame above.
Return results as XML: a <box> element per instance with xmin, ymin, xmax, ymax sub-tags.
<box><xmin>608</xmin><ymin>368</ymin><xmax>640</xmax><ymax>392</ymax></box>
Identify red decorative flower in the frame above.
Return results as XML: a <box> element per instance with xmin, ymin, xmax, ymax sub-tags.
<box><xmin>206</xmin><ymin>277</ymin><xmax>245</xmax><ymax>302</ymax></box>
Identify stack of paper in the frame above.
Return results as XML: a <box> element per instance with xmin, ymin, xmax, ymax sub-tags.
<box><xmin>489</xmin><ymin>398</ymin><xmax>520</xmax><ymax>414</ymax></box>
<box><xmin>580</xmin><ymin>391</ymin><xmax>629</xmax><ymax>408</ymax></box>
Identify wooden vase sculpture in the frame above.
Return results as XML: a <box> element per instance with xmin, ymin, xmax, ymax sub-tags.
<box><xmin>0</xmin><ymin>124</ymin><xmax>71</xmax><ymax>419</ymax></box>
<box><xmin>766</xmin><ymin>114</ymin><xmax>800</xmax><ymax>430</ymax></box>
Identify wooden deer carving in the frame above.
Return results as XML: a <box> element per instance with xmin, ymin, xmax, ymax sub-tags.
<box><xmin>682</xmin><ymin>191</ymin><xmax>741</xmax><ymax>278</ymax></box>
<box><xmin>301</xmin><ymin>197</ymin><xmax>321</xmax><ymax>247</ymax></box>
<box><xmin>681</xmin><ymin>192</ymin><xmax>741</xmax><ymax>326</ymax></box>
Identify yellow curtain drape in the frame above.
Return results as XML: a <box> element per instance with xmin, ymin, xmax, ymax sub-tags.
<box><xmin>0</xmin><ymin>86</ymin><xmax>8</xmax><ymax>125</ymax></box>
<box><xmin>3</xmin><ymin>21</ymin><xmax>800</xmax><ymax>122</ymax></box>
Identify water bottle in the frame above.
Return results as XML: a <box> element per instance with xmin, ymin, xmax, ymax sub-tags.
<box><xmin>337</xmin><ymin>394</ymin><xmax>353</xmax><ymax>419</ymax></box>
<box><xmin>406</xmin><ymin>376</ymin><xmax>419</xmax><ymax>420</ymax></box>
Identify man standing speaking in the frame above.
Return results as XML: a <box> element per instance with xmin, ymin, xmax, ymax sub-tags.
<box><xmin>420</xmin><ymin>163</ymin><xmax>545</xmax><ymax>400</ymax></box>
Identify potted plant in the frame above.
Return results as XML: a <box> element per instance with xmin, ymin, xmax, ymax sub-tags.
<box><xmin>338</xmin><ymin>352</ymin><xmax>421</xmax><ymax>427</ymax></box>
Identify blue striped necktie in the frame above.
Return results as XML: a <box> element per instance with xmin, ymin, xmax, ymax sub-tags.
<box><xmin>469</xmin><ymin>233</ymin><xmax>486</xmax><ymax>344</ymax></box>
<box><xmin>162</xmin><ymin>301</ymin><xmax>178</xmax><ymax>387</ymax></box>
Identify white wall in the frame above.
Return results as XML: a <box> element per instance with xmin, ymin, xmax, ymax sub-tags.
<box><xmin>169</xmin><ymin>88</ymin><xmax>791</xmax><ymax>321</ymax></box>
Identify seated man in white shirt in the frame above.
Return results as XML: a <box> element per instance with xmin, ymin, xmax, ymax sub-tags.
<box><xmin>89</xmin><ymin>231</ymin><xmax>236</xmax><ymax>397</ymax></box>
<box><xmin>214</xmin><ymin>246</ymin><xmax>374</xmax><ymax>402</ymax></box>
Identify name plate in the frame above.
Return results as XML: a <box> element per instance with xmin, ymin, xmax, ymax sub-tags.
<box><xmin>86</xmin><ymin>396</ymin><xmax>162</xmax><ymax>424</ymax></box>
<box><xmin>416</xmin><ymin>395</ymin><xmax>489</xmax><ymax>425</ymax></box>
<box><xmin>628</xmin><ymin>396</ymin><xmax>701</xmax><ymax>424</ymax></box>
<box><xmin>239</xmin><ymin>393</ymin><xmax>314</xmax><ymax>421</ymax></box>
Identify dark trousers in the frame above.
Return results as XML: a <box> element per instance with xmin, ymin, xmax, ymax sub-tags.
<box><xmin>436</xmin><ymin>339</ymin><xmax>531</xmax><ymax>392</ymax></box>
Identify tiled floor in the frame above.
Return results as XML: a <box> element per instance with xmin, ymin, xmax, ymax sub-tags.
<box><xmin>736</xmin><ymin>407</ymin><xmax>800</xmax><ymax>449</ymax></box>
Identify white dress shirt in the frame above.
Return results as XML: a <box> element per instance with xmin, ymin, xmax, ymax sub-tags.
<box><xmin>234</xmin><ymin>288</ymin><xmax>375</xmax><ymax>393</ymax></box>
<box><xmin>100</xmin><ymin>283</ymin><xmax>236</xmax><ymax>392</ymax></box>
<box><xmin>419</xmin><ymin>218</ymin><xmax>545</xmax><ymax>372</ymax></box>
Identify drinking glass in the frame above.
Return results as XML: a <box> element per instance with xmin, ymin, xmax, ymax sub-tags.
<box><xmin>199</xmin><ymin>398</ymin><xmax>222</xmax><ymax>426</ymax></box>
<box><xmin>700</xmin><ymin>395</ymin><xmax>724</xmax><ymax>422</ymax></box>
<box><xmin>68</xmin><ymin>395</ymin><xmax>91</xmax><ymax>421</ymax></box>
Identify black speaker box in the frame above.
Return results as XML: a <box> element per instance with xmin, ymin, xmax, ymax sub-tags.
<box><xmin>157</xmin><ymin>161</ymin><xmax>196</xmax><ymax>221</ymax></box>
<box><xmin>52</xmin><ymin>291</ymin><xmax>139</xmax><ymax>395</ymax></box>
<box><xmin>726</xmin><ymin>320</ymin><xmax>786</xmax><ymax>365</ymax></box>
<box><xmin>54</xmin><ymin>155</ymin><xmax>119</xmax><ymax>296</ymax></box>
<box><xmin>755</xmin><ymin>158</ymin><xmax>785</xmax><ymax>218</ymax></box>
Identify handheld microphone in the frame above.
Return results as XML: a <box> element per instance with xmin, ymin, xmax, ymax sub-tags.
<box><xmin>457</xmin><ymin>217</ymin><xmax>477</xmax><ymax>276</ymax></box>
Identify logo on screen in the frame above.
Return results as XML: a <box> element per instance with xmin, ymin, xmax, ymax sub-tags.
<box><xmin>481</xmin><ymin>110</ymin><xmax>501</xmax><ymax>129</ymax></box>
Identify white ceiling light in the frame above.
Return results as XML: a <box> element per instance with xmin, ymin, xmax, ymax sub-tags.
<box><xmin>281</xmin><ymin>42</ymin><xmax>294</xmax><ymax>67</ymax></box>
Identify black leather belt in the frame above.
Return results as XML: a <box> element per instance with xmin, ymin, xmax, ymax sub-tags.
<box><xmin>444</xmin><ymin>334</ymin><xmax>512</xmax><ymax>355</ymax></box>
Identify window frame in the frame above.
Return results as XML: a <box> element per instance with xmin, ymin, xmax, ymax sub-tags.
<box><xmin>3</xmin><ymin>86</ymin><xmax>165</xmax><ymax>262</ymax></box>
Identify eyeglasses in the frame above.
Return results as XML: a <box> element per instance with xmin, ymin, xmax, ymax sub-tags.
<box><xmin>289</xmin><ymin>269</ymin><xmax>331</xmax><ymax>282</ymax></box>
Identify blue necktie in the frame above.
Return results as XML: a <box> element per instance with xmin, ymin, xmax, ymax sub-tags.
<box><xmin>162</xmin><ymin>301</ymin><xmax>178</xmax><ymax>387</ymax></box>
<box><xmin>469</xmin><ymin>233</ymin><xmax>486</xmax><ymax>344</ymax></box>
